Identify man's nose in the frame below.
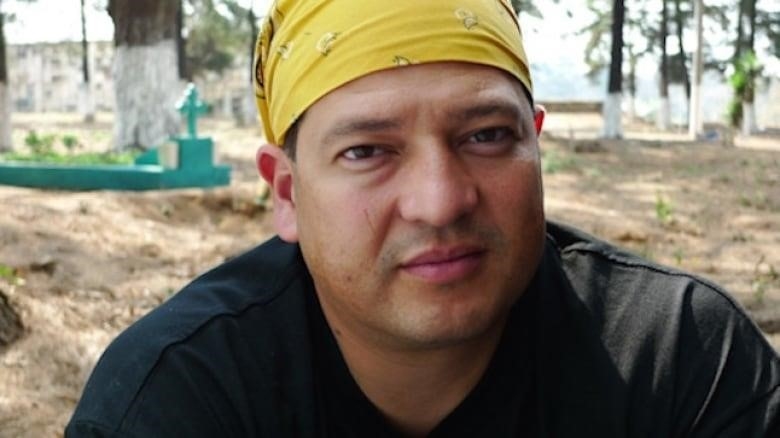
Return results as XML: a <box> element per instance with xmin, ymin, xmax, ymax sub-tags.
<box><xmin>397</xmin><ymin>147</ymin><xmax>478</xmax><ymax>227</ymax></box>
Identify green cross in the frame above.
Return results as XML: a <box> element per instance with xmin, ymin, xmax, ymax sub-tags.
<box><xmin>177</xmin><ymin>83</ymin><xmax>209</xmax><ymax>139</ymax></box>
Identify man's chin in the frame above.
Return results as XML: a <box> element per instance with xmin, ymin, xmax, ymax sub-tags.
<box><xmin>384</xmin><ymin>296</ymin><xmax>512</xmax><ymax>350</ymax></box>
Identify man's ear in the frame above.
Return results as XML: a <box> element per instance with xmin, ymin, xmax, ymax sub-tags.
<box><xmin>257</xmin><ymin>144</ymin><xmax>298</xmax><ymax>242</ymax></box>
<box><xmin>533</xmin><ymin>104</ymin><xmax>545</xmax><ymax>136</ymax></box>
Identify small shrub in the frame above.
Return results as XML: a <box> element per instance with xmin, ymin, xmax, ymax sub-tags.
<box><xmin>655</xmin><ymin>195</ymin><xmax>673</xmax><ymax>225</ymax></box>
<box><xmin>751</xmin><ymin>256</ymin><xmax>779</xmax><ymax>306</ymax></box>
<box><xmin>0</xmin><ymin>264</ymin><xmax>23</xmax><ymax>286</ymax></box>
<box><xmin>542</xmin><ymin>150</ymin><xmax>577</xmax><ymax>174</ymax></box>
<box><xmin>0</xmin><ymin>264</ymin><xmax>15</xmax><ymax>281</ymax></box>
<box><xmin>673</xmin><ymin>248</ymin><xmax>684</xmax><ymax>266</ymax></box>
<box><xmin>24</xmin><ymin>130</ymin><xmax>57</xmax><ymax>155</ymax></box>
<box><xmin>61</xmin><ymin>134</ymin><xmax>81</xmax><ymax>152</ymax></box>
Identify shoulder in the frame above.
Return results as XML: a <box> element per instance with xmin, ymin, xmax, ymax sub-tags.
<box><xmin>543</xmin><ymin>220</ymin><xmax>775</xmax><ymax>350</ymax></box>
<box><xmin>68</xmin><ymin>236</ymin><xmax>310</xmax><ymax>435</ymax></box>
<box><xmin>542</xmin><ymin>221</ymin><xmax>780</xmax><ymax>434</ymax></box>
<box><xmin>545</xmin><ymin>220</ymin><xmax>756</xmax><ymax>325</ymax></box>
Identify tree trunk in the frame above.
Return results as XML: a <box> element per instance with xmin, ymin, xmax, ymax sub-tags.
<box><xmin>733</xmin><ymin>0</ymin><xmax>745</xmax><ymax>61</ymax></box>
<box><xmin>689</xmin><ymin>0</ymin><xmax>704</xmax><ymax>139</ymax></box>
<box><xmin>674</xmin><ymin>0</ymin><xmax>690</xmax><ymax>101</ymax></box>
<box><xmin>627</xmin><ymin>45</ymin><xmax>637</xmax><ymax>121</ymax></box>
<box><xmin>80</xmin><ymin>0</ymin><xmax>95</xmax><ymax>123</ymax></box>
<box><xmin>742</xmin><ymin>101</ymin><xmax>757</xmax><ymax>135</ymax></box>
<box><xmin>176</xmin><ymin>0</ymin><xmax>188</xmax><ymax>80</ymax></box>
<box><xmin>742</xmin><ymin>0</ymin><xmax>757</xmax><ymax>135</ymax></box>
<box><xmin>240</xmin><ymin>5</ymin><xmax>259</xmax><ymax>127</ymax></box>
<box><xmin>746</xmin><ymin>0</ymin><xmax>756</xmax><ymax>51</ymax></box>
<box><xmin>0</xmin><ymin>8</ymin><xmax>12</xmax><ymax>152</ymax></box>
<box><xmin>108</xmin><ymin>0</ymin><xmax>182</xmax><ymax>150</ymax></box>
<box><xmin>658</xmin><ymin>0</ymin><xmax>671</xmax><ymax>130</ymax></box>
<box><xmin>0</xmin><ymin>289</ymin><xmax>23</xmax><ymax>349</ymax></box>
<box><xmin>602</xmin><ymin>0</ymin><xmax>624</xmax><ymax>139</ymax></box>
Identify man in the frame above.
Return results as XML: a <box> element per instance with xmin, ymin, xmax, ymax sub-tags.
<box><xmin>67</xmin><ymin>0</ymin><xmax>779</xmax><ymax>436</ymax></box>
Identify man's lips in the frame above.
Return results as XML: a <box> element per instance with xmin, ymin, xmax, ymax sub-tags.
<box><xmin>400</xmin><ymin>246</ymin><xmax>486</xmax><ymax>284</ymax></box>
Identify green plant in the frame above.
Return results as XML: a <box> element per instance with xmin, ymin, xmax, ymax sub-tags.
<box><xmin>542</xmin><ymin>150</ymin><xmax>577</xmax><ymax>174</ymax></box>
<box><xmin>739</xmin><ymin>192</ymin><xmax>771</xmax><ymax>210</ymax></box>
<box><xmin>672</xmin><ymin>248</ymin><xmax>684</xmax><ymax>266</ymax></box>
<box><xmin>24</xmin><ymin>130</ymin><xmax>57</xmax><ymax>155</ymax></box>
<box><xmin>0</xmin><ymin>263</ymin><xmax>23</xmax><ymax>286</ymax></box>
<box><xmin>0</xmin><ymin>264</ymin><xmax>15</xmax><ymax>280</ymax></box>
<box><xmin>726</xmin><ymin>100</ymin><xmax>743</xmax><ymax>128</ymax></box>
<box><xmin>751</xmin><ymin>255</ymin><xmax>779</xmax><ymax>306</ymax></box>
<box><xmin>62</xmin><ymin>134</ymin><xmax>81</xmax><ymax>152</ymax></box>
<box><xmin>726</xmin><ymin>51</ymin><xmax>763</xmax><ymax>128</ymax></box>
<box><xmin>655</xmin><ymin>194</ymin><xmax>673</xmax><ymax>225</ymax></box>
<box><xmin>160</xmin><ymin>204</ymin><xmax>174</xmax><ymax>218</ymax></box>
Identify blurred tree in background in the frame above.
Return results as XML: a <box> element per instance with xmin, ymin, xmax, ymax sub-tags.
<box><xmin>0</xmin><ymin>0</ymin><xmax>10</xmax><ymax>152</ymax></box>
<box><xmin>78</xmin><ymin>0</ymin><xmax>95</xmax><ymax>123</ymax></box>
<box><xmin>108</xmin><ymin>0</ymin><xmax>181</xmax><ymax>150</ymax></box>
<box><xmin>183</xmin><ymin>0</ymin><xmax>253</xmax><ymax>79</ymax></box>
<box><xmin>604</xmin><ymin>0</ymin><xmax>626</xmax><ymax>138</ymax></box>
<box><xmin>0</xmin><ymin>0</ymin><xmax>36</xmax><ymax>152</ymax></box>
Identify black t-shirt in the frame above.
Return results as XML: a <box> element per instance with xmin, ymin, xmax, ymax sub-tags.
<box><xmin>66</xmin><ymin>222</ymin><xmax>780</xmax><ymax>437</ymax></box>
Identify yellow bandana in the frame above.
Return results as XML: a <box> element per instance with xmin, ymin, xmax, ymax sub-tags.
<box><xmin>254</xmin><ymin>0</ymin><xmax>533</xmax><ymax>145</ymax></box>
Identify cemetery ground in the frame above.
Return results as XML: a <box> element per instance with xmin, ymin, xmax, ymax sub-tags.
<box><xmin>0</xmin><ymin>111</ymin><xmax>779</xmax><ymax>437</ymax></box>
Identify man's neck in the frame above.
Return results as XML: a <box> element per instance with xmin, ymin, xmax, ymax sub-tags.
<box><xmin>324</xmin><ymin>311</ymin><xmax>508</xmax><ymax>437</ymax></box>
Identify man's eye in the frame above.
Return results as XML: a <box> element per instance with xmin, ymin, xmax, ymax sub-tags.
<box><xmin>468</xmin><ymin>127</ymin><xmax>512</xmax><ymax>143</ymax></box>
<box><xmin>342</xmin><ymin>145</ymin><xmax>384</xmax><ymax>160</ymax></box>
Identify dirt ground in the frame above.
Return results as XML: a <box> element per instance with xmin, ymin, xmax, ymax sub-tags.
<box><xmin>0</xmin><ymin>112</ymin><xmax>778</xmax><ymax>437</ymax></box>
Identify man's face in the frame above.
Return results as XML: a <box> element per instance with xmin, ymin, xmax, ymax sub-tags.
<box><xmin>271</xmin><ymin>62</ymin><xmax>545</xmax><ymax>350</ymax></box>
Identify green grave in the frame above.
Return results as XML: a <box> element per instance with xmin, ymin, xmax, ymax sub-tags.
<box><xmin>0</xmin><ymin>84</ymin><xmax>230</xmax><ymax>191</ymax></box>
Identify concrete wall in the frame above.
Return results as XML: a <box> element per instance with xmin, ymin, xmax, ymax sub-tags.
<box><xmin>8</xmin><ymin>41</ymin><xmax>114</xmax><ymax>112</ymax></box>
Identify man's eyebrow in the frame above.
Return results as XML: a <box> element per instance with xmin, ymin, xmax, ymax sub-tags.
<box><xmin>321</xmin><ymin>118</ymin><xmax>402</xmax><ymax>145</ymax></box>
<box><xmin>447</xmin><ymin>101</ymin><xmax>523</xmax><ymax>123</ymax></box>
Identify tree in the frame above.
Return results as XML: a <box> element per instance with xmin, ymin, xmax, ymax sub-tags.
<box><xmin>108</xmin><ymin>0</ymin><xmax>182</xmax><ymax>150</ymax></box>
<box><xmin>242</xmin><ymin>2</ymin><xmax>259</xmax><ymax>126</ymax></box>
<box><xmin>657</xmin><ymin>0</ymin><xmax>671</xmax><ymax>130</ymax></box>
<box><xmin>184</xmin><ymin>0</ymin><xmax>249</xmax><ymax>78</ymax></box>
<box><xmin>182</xmin><ymin>0</ymin><xmax>257</xmax><ymax>123</ymax></box>
<box><xmin>510</xmin><ymin>0</ymin><xmax>544</xmax><ymax>18</ymax></box>
<box><xmin>733</xmin><ymin>0</ymin><xmax>759</xmax><ymax>134</ymax></box>
<box><xmin>672</xmin><ymin>0</ymin><xmax>691</xmax><ymax>101</ymax></box>
<box><xmin>79</xmin><ymin>0</ymin><xmax>95</xmax><ymax>123</ymax></box>
<box><xmin>689</xmin><ymin>0</ymin><xmax>703</xmax><ymax>138</ymax></box>
<box><xmin>0</xmin><ymin>0</ymin><xmax>10</xmax><ymax>152</ymax></box>
<box><xmin>602</xmin><ymin>0</ymin><xmax>625</xmax><ymax>139</ymax></box>
<box><xmin>0</xmin><ymin>0</ymin><xmax>37</xmax><ymax>151</ymax></box>
<box><xmin>177</xmin><ymin>0</ymin><xmax>187</xmax><ymax>79</ymax></box>
<box><xmin>757</xmin><ymin>2</ymin><xmax>780</xmax><ymax>59</ymax></box>
<box><xmin>580</xmin><ymin>0</ymin><xmax>612</xmax><ymax>81</ymax></box>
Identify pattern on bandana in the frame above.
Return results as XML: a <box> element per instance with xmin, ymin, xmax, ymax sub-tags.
<box><xmin>253</xmin><ymin>0</ymin><xmax>533</xmax><ymax>145</ymax></box>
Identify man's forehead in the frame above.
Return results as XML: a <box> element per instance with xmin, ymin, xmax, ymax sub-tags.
<box><xmin>310</xmin><ymin>62</ymin><xmax>529</xmax><ymax>118</ymax></box>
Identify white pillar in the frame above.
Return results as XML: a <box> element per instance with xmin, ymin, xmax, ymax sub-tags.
<box><xmin>742</xmin><ymin>102</ymin><xmax>757</xmax><ymax>135</ymax></box>
<box><xmin>79</xmin><ymin>81</ymin><xmax>95</xmax><ymax>123</ymax></box>
<box><xmin>657</xmin><ymin>97</ymin><xmax>671</xmax><ymax>130</ymax></box>
<box><xmin>0</xmin><ymin>82</ymin><xmax>11</xmax><ymax>151</ymax></box>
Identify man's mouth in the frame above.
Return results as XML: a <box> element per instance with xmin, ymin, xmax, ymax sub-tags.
<box><xmin>400</xmin><ymin>246</ymin><xmax>486</xmax><ymax>284</ymax></box>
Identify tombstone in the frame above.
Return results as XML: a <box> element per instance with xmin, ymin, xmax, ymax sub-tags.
<box><xmin>0</xmin><ymin>83</ymin><xmax>231</xmax><ymax>191</ymax></box>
